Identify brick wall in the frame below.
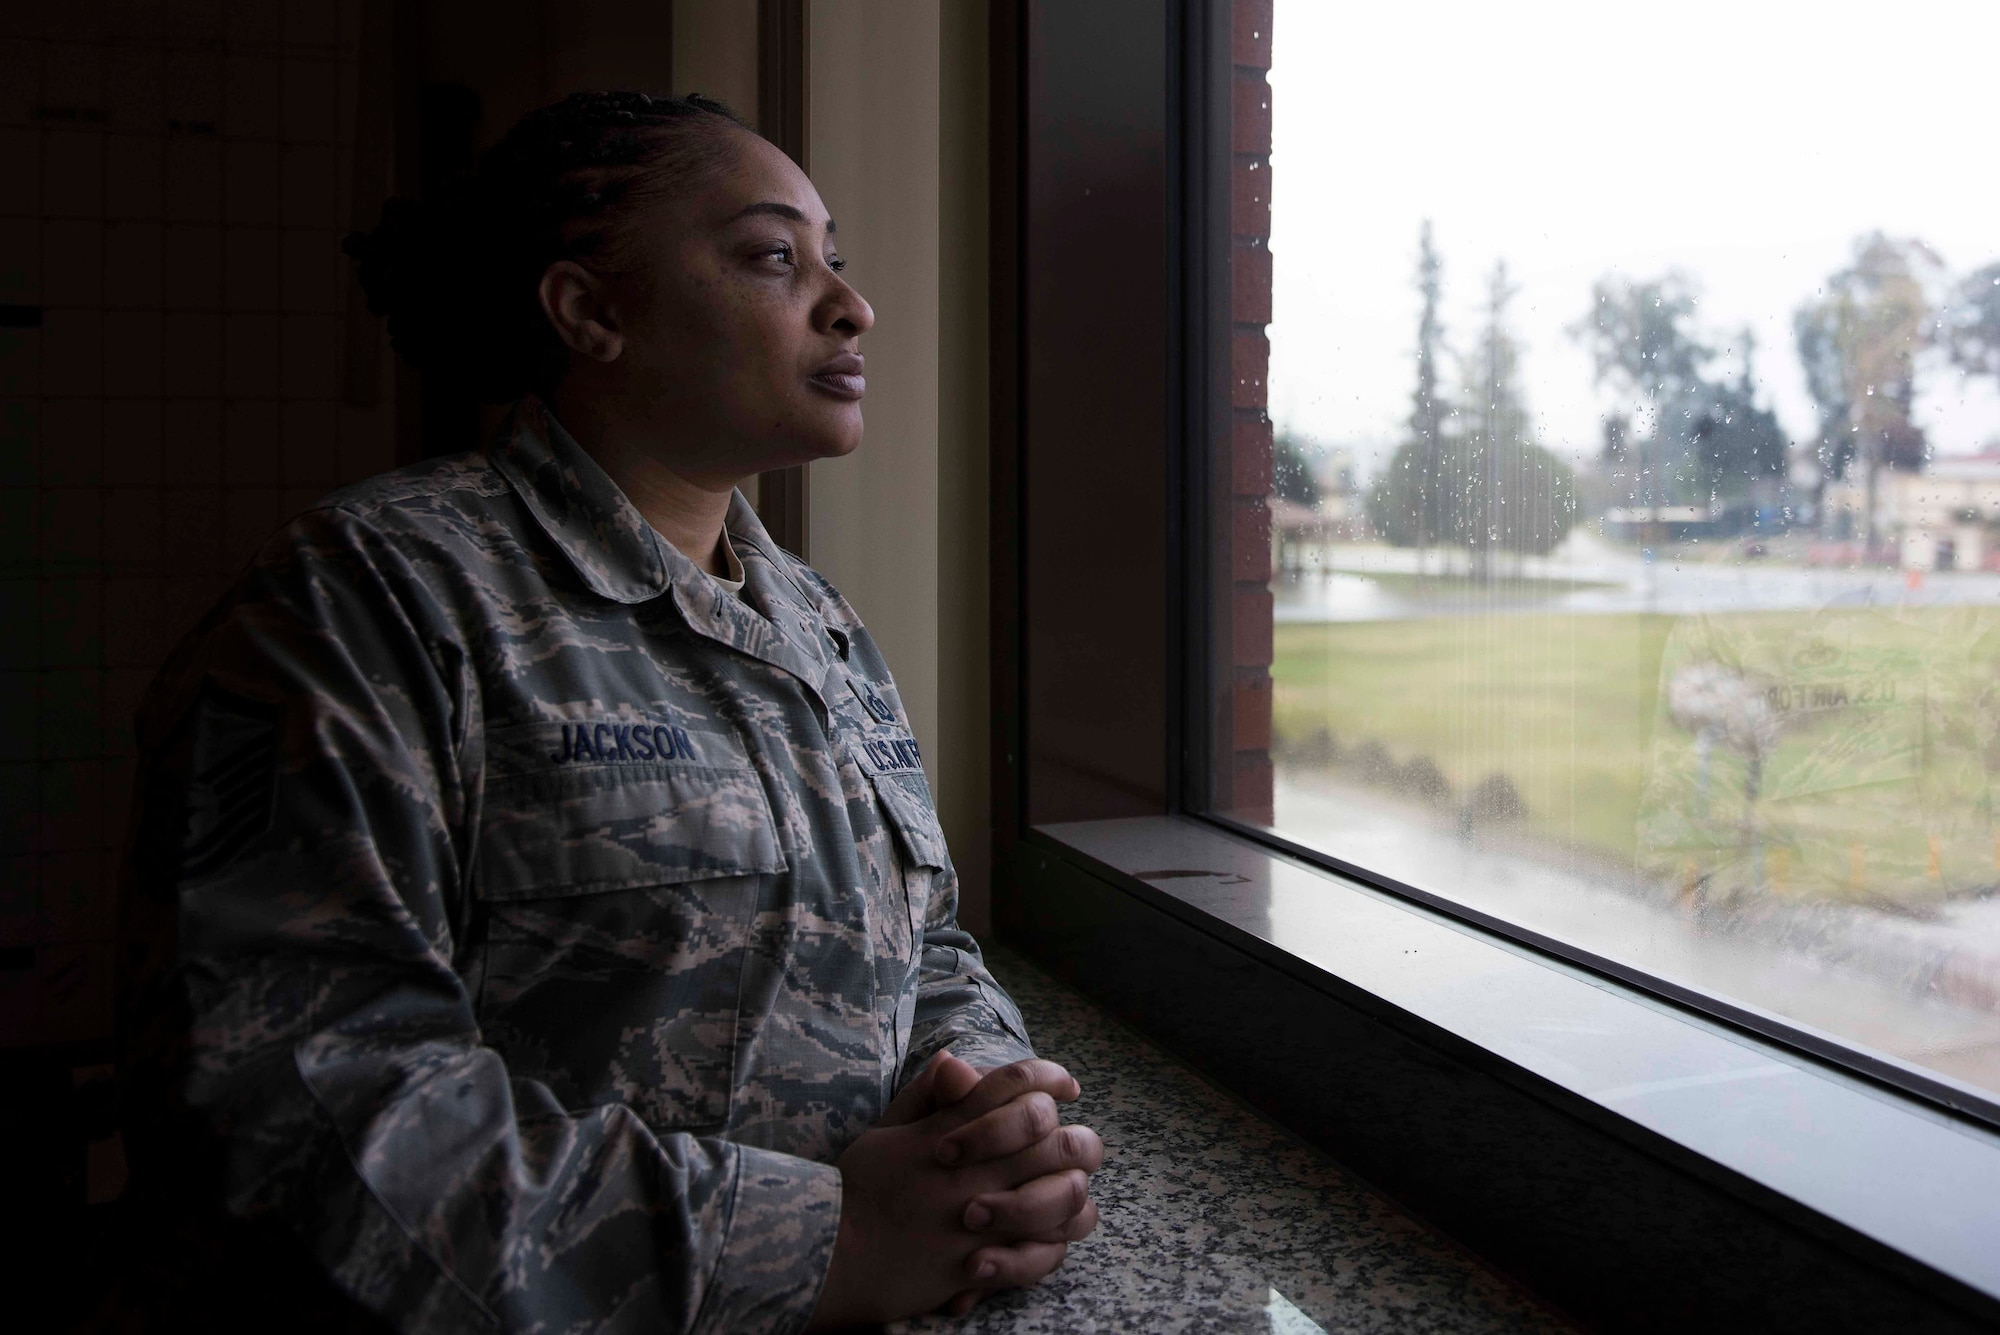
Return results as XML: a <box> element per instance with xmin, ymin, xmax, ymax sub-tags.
<box><xmin>1226</xmin><ymin>0</ymin><xmax>1273</xmax><ymax>823</ymax></box>
<box><xmin>0</xmin><ymin>1</ymin><xmax>397</xmax><ymax>1050</ymax></box>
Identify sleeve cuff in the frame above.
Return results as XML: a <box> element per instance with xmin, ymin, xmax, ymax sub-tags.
<box><xmin>943</xmin><ymin>1030</ymin><xmax>1039</xmax><ymax>1072</ymax></box>
<box><xmin>692</xmin><ymin>1145</ymin><xmax>843</xmax><ymax>1335</ymax></box>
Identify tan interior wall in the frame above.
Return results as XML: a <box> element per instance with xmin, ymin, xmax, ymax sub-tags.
<box><xmin>670</xmin><ymin>0</ymin><xmax>759</xmax><ymax>123</ymax></box>
<box><xmin>802</xmin><ymin>1</ymin><xmax>991</xmax><ymax>929</ymax></box>
<box><xmin>803</xmin><ymin>2</ymin><xmax>943</xmax><ymax>788</ymax></box>
<box><xmin>937</xmin><ymin>2</ymin><xmax>993</xmax><ymax>930</ymax></box>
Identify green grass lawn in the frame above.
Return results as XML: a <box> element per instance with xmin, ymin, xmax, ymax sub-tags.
<box><xmin>1273</xmin><ymin>606</ymin><xmax>2000</xmax><ymax>907</ymax></box>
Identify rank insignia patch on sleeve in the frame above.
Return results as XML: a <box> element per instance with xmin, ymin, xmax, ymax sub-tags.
<box><xmin>176</xmin><ymin>687</ymin><xmax>282</xmax><ymax>878</ymax></box>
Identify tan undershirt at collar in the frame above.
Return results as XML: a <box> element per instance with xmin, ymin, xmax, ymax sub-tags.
<box><xmin>711</xmin><ymin>536</ymin><xmax>747</xmax><ymax>599</ymax></box>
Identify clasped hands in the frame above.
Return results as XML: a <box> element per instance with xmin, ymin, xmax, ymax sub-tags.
<box><xmin>807</xmin><ymin>1055</ymin><xmax>1104</xmax><ymax>1327</ymax></box>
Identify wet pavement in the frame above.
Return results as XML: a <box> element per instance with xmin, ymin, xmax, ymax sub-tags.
<box><xmin>1275</xmin><ymin>534</ymin><xmax>2000</xmax><ymax>623</ymax></box>
<box><xmin>1268</xmin><ymin>773</ymin><xmax>2000</xmax><ymax>1101</ymax></box>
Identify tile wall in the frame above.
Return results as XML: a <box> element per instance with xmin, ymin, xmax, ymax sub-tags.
<box><xmin>0</xmin><ymin>0</ymin><xmax>395</xmax><ymax>1049</ymax></box>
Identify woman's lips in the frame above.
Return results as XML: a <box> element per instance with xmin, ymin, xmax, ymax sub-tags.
<box><xmin>808</xmin><ymin>372</ymin><xmax>866</xmax><ymax>399</ymax></box>
<box><xmin>809</xmin><ymin>353</ymin><xmax>866</xmax><ymax>400</ymax></box>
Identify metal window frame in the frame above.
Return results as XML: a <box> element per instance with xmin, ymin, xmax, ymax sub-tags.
<box><xmin>989</xmin><ymin>2</ymin><xmax>2000</xmax><ymax>1329</ymax></box>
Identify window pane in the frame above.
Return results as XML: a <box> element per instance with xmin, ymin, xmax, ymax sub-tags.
<box><xmin>1231</xmin><ymin>0</ymin><xmax>2000</xmax><ymax>1107</ymax></box>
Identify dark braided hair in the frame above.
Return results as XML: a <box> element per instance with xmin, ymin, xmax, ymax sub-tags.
<box><xmin>345</xmin><ymin>91</ymin><xmax>751</xmax><ymax>403</ymax></box>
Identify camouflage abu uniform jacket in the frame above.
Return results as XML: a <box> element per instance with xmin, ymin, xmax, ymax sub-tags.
<box><xmin>117</xmin><ymin>397</ymin><xmax>1036</xmax><ymax>1333</ymax></box>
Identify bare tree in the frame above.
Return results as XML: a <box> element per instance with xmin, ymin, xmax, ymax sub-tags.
<box><xmin>1793</xmin><ymin>233</ymin><xmax>1942</xmax><ymax>548</ymax></box>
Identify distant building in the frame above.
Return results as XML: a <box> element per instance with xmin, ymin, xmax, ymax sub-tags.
<box><xmin>1269</xmin><ymin>443</ymin><xmax>1370</xmax><ymax>573</ymax></box>
<box><xmin>1309</xmin><ymin>446</ymin><xmax>1362</xmax><ymax>528</ymax></box>
<box><xmin>1821</xmin><ymin>454</ymin><xmax>2000</xmax><ymax>570</ymax></box>
<box><xmin>1599</xmin><ymin>474</ymin><xmax>1794</xmax><ymax>544</ymax></box>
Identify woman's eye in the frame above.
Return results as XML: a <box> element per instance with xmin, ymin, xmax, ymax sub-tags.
<box><xmin>758</xmin><ymin>245</ymin><xmax>795</xmax><ymax>266</ymax></box>
<box><xmin>828</xmin><ymin>256</ymin><xmax>847</xmax><ymax>273</ymax></box>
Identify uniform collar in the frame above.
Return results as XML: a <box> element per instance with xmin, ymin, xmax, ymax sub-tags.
<box><xmin>723</xmin><ymin>492</ymin><xmax>843</xmax><ymax>683</ymax></box>
<box><xmin>489</xmin><ymin>396</ymin><xmax>670</xmax><ymax>605</ymax></box>
<box><xmin>669</xmin><ymin>492</ymin><xmax>832</xmax><ymax>687</ymax></box>
<box><xmin>490</xmin><ymin>398</ymin><xmax>833</xmax><ymax>688</ymax></box>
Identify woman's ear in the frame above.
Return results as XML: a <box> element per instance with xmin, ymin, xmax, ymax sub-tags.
<box><xmin>538</xmin><ymin>260</ymin><xmax>625</xmax><ymax>364</ymax></box>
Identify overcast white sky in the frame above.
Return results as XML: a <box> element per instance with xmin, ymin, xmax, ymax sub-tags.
<box><xmin>1267</xmin><ymin>0</ymin><xmax>2000</xmax><ymax>480</ymax></box>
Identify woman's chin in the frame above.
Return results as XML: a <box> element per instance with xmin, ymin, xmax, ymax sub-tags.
<box><xmin>816</xmin><ymin>426</ymin><xmax>864</xmax><ymax>459</ymax></box>
<box><xmin>737</xmin><ymin>398</ymin><xmax>864</xmax><ymax>468</ymax></box>
<box><xmin>799</xmin><ymin>408</ymin><xmax>864</xmax><ymax>460</ymax></box>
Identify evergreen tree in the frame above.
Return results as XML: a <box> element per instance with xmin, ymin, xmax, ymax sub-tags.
<box><xmin>1456</xmin><ymin>262</ymin><xmax>1572</xmax><ymax>565</ymax></box>
<box><xmin>1408</xmin><ymin>220</ymin><xmax>1448</xmax><ymax>547</ymax></box>
<box><xmin>1272</xmin><ymin>430</ymin><xmax>1321</xmax><ymax>508</ymax></box>
<box><xmin>1370</xmin><ymin>221</ymin><xmax>1454</xmax><ymax>552</ymax></box>
<box><xmin>1600</xmin><ymin>412</ymin><xmax>1631</xmax><ymax>467</ymax></box>
<box><xmin>1945</xmin><ymin>261</ymin><xmax>2000</xmax><ymax>389</ymax></box>
<box><xmin>1373</xmin><ymin>259</ymin><xmax>1574</xmax><ymax>560</ymax></box>
<box><xmin>1794</xmin><ymin>301</ymin><xmax>1855</xmax><ymax>485</ymax></box>
<box><xmin>1689</xmin><ymin>330</ymin><xmax>1788</xmax><ymax>500</ymax></box>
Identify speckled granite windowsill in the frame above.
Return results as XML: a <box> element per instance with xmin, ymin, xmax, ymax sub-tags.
<box><xmin>892</xmin><ymin>946</ymin><xmax>1578</xmax><ymax>1335</ymax></box>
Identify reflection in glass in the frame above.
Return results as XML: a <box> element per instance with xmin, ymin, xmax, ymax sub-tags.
<box><xmin>1246</xmin><ymin>0</ymin><xmax>2000</xmax><ymax>1103</ymax></box>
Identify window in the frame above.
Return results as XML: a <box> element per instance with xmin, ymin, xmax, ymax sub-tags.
<box><xmin>1000</xmin><ymin>0</ymin><xmax>2000</xmax><ymax>1325</ymax></box>
<box><xmin>1226</xmin><ymin>0</ymin><xmax>2000</xmax><ymax>1117</ymax></box>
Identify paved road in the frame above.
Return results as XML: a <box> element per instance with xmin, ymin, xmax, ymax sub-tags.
<box><xmin>1275</xmin><ymin>534</ymin><xmax>2000</xmax><ymax>623</ymax></box>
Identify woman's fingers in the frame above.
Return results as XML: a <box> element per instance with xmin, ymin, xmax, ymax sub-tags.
<box><xmin>935</xmin><ymin>1090</ymin><xmax>1061</xmax><ymax>1168</ymax></box>
<box><xmin>875</xmin><ymin>1056</ymin><xmax>940</xmax><ymax>1126</ymax></box>
<box><xmin>1020</xmin><ymin>1197</ymin><xmax>1099</xmax><ymax>1245</ymax></box>
<box><xmin>878</xmin><ymin>1053</ymin><xmax>981</xmax><ymax>1127</ymax></box>
<box><xmin>963</xmin><ymin>1168</ymin><xmax>1091</xmax><ymax>1238</ymax></box>
<box><xmin>976</xmin><ymin>1119</ymin><xmax>1105</xmax><ymax>1191</ymax></box>
<box><xmin>983</xmin><ymin>1192</ymin><xmax>1100</xmax><ymax>1246</ymax></box>
<box><xmin>964</xmin><ymin>1239</ymin><xmax>1072</xmax><ymax>1290</ymax></box>
<box><xmin>932</xmin><ymin>1060</ymin><xmax>1081</xmax><ymax>1164</ymax></box>
<box><xmin>916</xmin><ymin>1053</ymin><xmax>982</xmax><ymax>1114</ymax></box>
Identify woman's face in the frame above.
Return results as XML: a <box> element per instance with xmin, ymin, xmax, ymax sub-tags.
<box><xmin>571</xmin><ymin>126</ymin><xmax>876</xmax><ymax>480</ymax></box>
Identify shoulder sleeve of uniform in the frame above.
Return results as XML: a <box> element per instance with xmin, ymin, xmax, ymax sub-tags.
<box><xmin>137</xmin><ymin>501</ymin><xmax>470</xmax><ymax>753</ymax></box>
<box><xmin>903</xmin><ymin>866</ymin><xmax>1037</xmax><ymax>1081</ymax></box>
<box><xmin>694</xmin><ymin>1147</ymin><xmax>843</xmax><ymax>1334</ymax></box>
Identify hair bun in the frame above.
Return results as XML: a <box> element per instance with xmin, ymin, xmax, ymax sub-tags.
<box><xmin>344</xmin><ymin>90</ymin><xmax>751</xmax><ymax>406</ymax></box>
<box><xmin>344</xmin><ymin>182</ymin><xmax>539</xmax><ymax>404</ymax></box>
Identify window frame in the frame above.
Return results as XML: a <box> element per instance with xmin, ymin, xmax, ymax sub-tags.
<box><xmin>987</xmin><ymin>1</ymin><xmax>2000</xmax><ymax>1328</ymax></box>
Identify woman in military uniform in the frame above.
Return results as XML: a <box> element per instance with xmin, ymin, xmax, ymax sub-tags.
<box><xmin>117</xmin><ymin>92</ymin><xmax>1101</xmax><ymax>1332</ymax></box>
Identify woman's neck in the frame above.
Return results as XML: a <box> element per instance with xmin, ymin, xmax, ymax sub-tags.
<box><xmin>549</xmin><ymin>391</ymin><xmax>739</xmax><ymax>578</ymax></box>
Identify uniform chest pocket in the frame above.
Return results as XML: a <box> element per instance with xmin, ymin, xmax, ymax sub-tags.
<box><xmin>865</xmin><ymin>765</ymin><xmax>953</xmax><ymax>946</ymax></box>
<box><xmin>476</xmin><ymin>761</ymin><xmax>786</xmax><ymax>899</ymax></box>
<box><xmin>471</xmin><ymin>762</ymin><xmax>786</xmax><ymax>1134</ymax></box>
